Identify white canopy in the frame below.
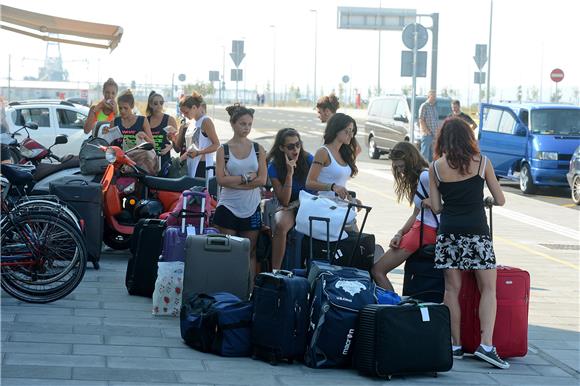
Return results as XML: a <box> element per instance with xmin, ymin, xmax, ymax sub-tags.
<box><xmin>0</xmin><ymin>5</ymin><xmax>123</xmax><ymax>51</ymax></box>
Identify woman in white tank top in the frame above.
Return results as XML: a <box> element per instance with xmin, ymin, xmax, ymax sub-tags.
<box><xmin>214</xmin><ymin>104</ymin><xmax>267</xmax><ymax>281</ymax></box>
<box><xmin>306</xmin><ymin>113</ymin><xmax>360</xmax><ymax>200</ymax></box>
<box><xmin>177</xmin><ymin>94</ymin><xmax>220</xmax><ymax>178</ymax></box>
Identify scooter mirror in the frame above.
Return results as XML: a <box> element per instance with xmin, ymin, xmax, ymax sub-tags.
<box><xmin>54</xmin><ymin>134</ymin><xmax>68</xmax><ymax>145</ymax></box>
<box><xmin>25</xmin><ymin>122</ymin><xmax>39</xmax><ymax>130</ymax></box>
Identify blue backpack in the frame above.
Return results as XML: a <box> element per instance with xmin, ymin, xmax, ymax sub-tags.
<box><xmin>180</xmin><ymin>292</ymin><xmax>253</xmax><ymax>357</ymax></box>
<box><xmin>305</xmin><ymin>268</ymin><xmax>376</xmax><ymax>368</ymax></box>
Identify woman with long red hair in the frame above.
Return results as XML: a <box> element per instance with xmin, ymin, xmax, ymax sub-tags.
<box><xmin>429</xmin><ymin>117</ymin><xmax>509</xmax><ymax>369</ymax></box>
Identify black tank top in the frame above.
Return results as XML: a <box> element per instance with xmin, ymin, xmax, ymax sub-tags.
<box><xmin>435</xmin><ymin>157</ymin><xmax>489</xmax><ymax>236</ymax></box>
<box><xmin>112</xmin><ymin>116</ymin><xmax>145</xmax><ymax>148</ymax></box>
<box><xmin>147</xmin><ymin>114</ymin><xmax>169</xmax><ymax>152</ymax></box>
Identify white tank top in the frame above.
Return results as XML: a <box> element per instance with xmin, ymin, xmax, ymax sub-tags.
<box><xmin>317</xmin><ymin>145</ymin><xmax>351</xmax><ymax>198</ymax></box>
<box><xmin>218</xmin><ymin>144</ymin><xmax>261</xmax><ymax>218</ymax></box>
<box><xmin>186</xmin><ymin>115</ymin><xmax>216</xmax><ymax>177</ymax></box>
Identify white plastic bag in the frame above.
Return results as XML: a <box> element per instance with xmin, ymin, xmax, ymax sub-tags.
<box><xmin>152</xmin><ymin>261</ymin><xmax>184</xmax><ymax>316</ymax></box>
<box><xmin>295</xmin><ymin>190</ymin><xmax>356</xmax><ymax>242</ymax></box>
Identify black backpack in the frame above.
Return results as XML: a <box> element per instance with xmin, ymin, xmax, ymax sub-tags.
<box><xmin>79</xmin><ymin>137</ymin><xmax>109</xmax><ymax>175</ymax></box>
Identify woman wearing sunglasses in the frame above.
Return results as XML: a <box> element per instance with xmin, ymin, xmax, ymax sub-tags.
<box><xmin>177</xmin><ymin>92</ymin><xmax>220</xmax><ymax>178</ymax></box>
<box><xmin>266</xmin><ymin>128</ymin><xmax>314</xmax><ymax>270</ymax></box>
<box><xmin>371</xmin><ymin>141</ymin><xmax>437</xmax><ymax>292</ymax></box>
<box><xmin>146</xmin><ymin>91</ymin><xmax>177</xmax><ymax>173</ymax></box>
<box><xmin>306</xmin><ymin>113</ymin><xmax>359</xmax><ymax>201</ymax></box>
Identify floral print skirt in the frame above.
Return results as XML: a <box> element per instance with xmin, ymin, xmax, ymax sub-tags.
<box><xmin>434</xmin><ymin>233</ymin><xmax>496</xmax><ymax>270</ymax></box>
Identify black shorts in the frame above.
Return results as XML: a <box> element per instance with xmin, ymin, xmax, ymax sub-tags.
<box><xmin>213</xmin><ymin>205</ymin><xmax>262</xmax><ymax>231</ymax></box>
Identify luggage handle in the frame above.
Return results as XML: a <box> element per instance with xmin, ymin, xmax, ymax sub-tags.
<box><xmin>309</xmin><ymin>216</ymin><xmax>331</xmax><ymax>263</ymax></box>
<box><xmin>64</xmin><ymin>178</ymin><xmax>89</xmax><ymax>185</ymax></box>
<box><xmin>334</xmin><ymin>201</ymin><xmax>372</xmax><ymax>267</ymax></box>
<box><xmin>181</xmin><ymin>190</ymin><xmax>207</xmax><ymax>234</ymax></box>
<box><xmin>276</xmin><ymin>269</ymin><xmax>293</xmax><ymax>277</ymax></box>
<box><xmin>204</xmin><ymin>234</ymin><xmax>232</xmax><ymax>251</ymax></box>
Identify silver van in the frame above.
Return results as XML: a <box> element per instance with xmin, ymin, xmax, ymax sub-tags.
<box><xmin>365</xmin><ymin>95</ymin><xmax>452</xmax><ymax>159</ymax></box>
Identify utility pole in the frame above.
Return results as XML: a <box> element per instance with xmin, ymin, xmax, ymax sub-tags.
<box><xmin>486</xmin><ymin>0</ymin><xmax>493</xmax><ymax>103</ymax></box>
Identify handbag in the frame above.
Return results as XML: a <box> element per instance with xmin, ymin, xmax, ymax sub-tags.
<box><xmin>295</xmin><ymin>190</ymin><xmax>355</xmax><ymax>242</ymax></box>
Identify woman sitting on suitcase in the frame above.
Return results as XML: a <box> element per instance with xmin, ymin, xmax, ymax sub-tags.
<box><xmin>266</xmin><ymin>128</ymin><xmax>314</xmax><ymax>270</ymax></box>
<box><xmin>429</xmin><ymin>118</ymin><xmax>508</xmax><ymax>369</ymax></box>
<box><xmin>371</xmin><ymin>141</ymin><xmax>438</xmax><ymax>291</ymax></box>
<box><xmin>306</xmin><ymin>113</ymin><xmax>360</xmax><ymax>201</ymax></box>
<box><xmin>214</xmin><ymin>104</ymin><xmax>267</xmax><ymax>281</ymax></box>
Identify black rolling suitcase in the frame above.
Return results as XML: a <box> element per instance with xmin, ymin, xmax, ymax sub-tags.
<box><xmin>354</xmin><ymin>301</ymin><xmax>453</xmax><ymax>379</ymax></box>
<box><xmin>302</xmin><ymin>202</ymin><xmax>374</xmax><ymax>272</ymax></box>
<box><xmin>126</xmin><ymin>219</ymin><xmax>166</xmax><ymax>297</ymax></box>
<box><xmin>402</xmin><ymin>208</ymin><xmax>444</xmax><ymax>303</ymax></box>
<box><xmin>49</xmin><ymin>176</ymin><xmax>103</xmax><ymax>269</ymax></box>
<box><xmin>251</xmin><ymin>270</ymin><xmax>310</xmax><ymax>364</ymax></box>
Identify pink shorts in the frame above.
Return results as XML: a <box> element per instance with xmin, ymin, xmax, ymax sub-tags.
<box><xmin>399</xmin><ymin>220</ymin><xmax>437</xmax><ymax>253</ymax></box>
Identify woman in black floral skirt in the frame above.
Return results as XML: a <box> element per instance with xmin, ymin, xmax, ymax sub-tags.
<box><xmin>428</xmin><ymin>118</ymin><xmax>509</xmax><ymax>369</ymax></box>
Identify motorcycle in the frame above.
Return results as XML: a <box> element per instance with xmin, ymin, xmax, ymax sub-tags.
<box><xmin>98</xmin><ymin>142</ymin><xmax>215</xmax><ymax>250</ymax></box>
<box><xmin>1</xmin><ymin>122</ymin><xmax>39</xmax><ymax>164</ymax></box>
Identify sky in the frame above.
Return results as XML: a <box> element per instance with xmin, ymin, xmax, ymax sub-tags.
<box><xmin>1</xmin><ymin>0</ymin><xmax>579</xmax><ymax>105</ymax></box>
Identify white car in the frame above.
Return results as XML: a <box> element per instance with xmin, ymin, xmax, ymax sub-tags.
<box><xmin>5</xmin><ymin>100</ymin><xmax>91</xmax><ymax>157</ymax></box>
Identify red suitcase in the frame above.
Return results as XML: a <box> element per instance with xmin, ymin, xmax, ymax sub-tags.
<box><xmin>459</xmin><ymin>266</ymin><xmax>530</xmax><ymax>358</ymax></box>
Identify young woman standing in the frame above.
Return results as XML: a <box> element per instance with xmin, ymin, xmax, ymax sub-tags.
<box><xmin>429</xmin><ymin>118</ymin><xmax>509</xmax><ymax>369</ymax></box>
<box><xmin>84</xmin><ymin>78</ymin><xmax>118</xmax><ymax>134</ymax></box>
<box><xmin>146</xmin><ymin>91</ymin><xmax>177</xmax><ymax>172</ymax></box>
<box><xmin>214</xmin><ymin>104</ymin><xmax>267</xmax><ymax>280</ymax></box>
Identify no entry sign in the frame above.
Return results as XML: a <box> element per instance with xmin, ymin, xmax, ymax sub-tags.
<box><xmin>550</xmin><ymin>68</ymin><xmax>564</xmax><ymax>83</ymax></box>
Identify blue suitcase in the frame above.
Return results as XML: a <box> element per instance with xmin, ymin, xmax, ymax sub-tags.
<box><xmin>251</xmin><ymin>270</ymin><xmax>310</xmax><ymax>364</ymax></box>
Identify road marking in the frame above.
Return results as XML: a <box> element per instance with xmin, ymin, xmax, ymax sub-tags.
<box><xmin>496</xmin><ymin>236</ymin><xmax>579</xmax><ymax>270</ymax></box>
<box><xmin>349</xmin><ymin>180</ymin><xmax>396</xmax><ymax>201</ymax></box>
<box><xmin>359</xmin><ymin>167</ymin><xmax>394</xmax><ymax>181</ymax></box>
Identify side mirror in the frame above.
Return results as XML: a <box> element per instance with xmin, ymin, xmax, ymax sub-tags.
<box><xmin>515</xmin><ymin>125</ymin><xmax>527</xmax><ymax>137</ymax></box>
<box><xmin>25</xmin><ymin>122</ymin><xmax>39</xmax><ymax>130</ymax></box>
<box><xmin>394</xmin><ymin>115</ymin><xmax>408</xmax><ymax>123</ymax></box>
<box><xmin>137</xmin><ymin>142</ymin><xmax>154</xmax><ymax>151</ymax></box>
<box><xmin>54</xmin><ymin>134</ymin><xmax>68</xmax><ymax>145</ymax></box>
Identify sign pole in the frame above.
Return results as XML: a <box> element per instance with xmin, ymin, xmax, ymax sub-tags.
<box><xmin>410</xmin><ymin>24</ymin><xmax>418</xmax><ymax>144</ymax></box>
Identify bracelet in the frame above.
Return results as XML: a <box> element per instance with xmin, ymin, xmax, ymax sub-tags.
<box><xmin>330</xmin><ymin>183</ymin><xmax>336</xmax><ymax>192</ymax></box>
<box><xmin>241</xmin><ymin>175</ymin><xmax>246</xmax><ymax>184</ymax></box>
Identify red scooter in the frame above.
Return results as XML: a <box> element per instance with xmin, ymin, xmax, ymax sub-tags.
<box><xmin>99</xmin><ymin>143</ymin><xmax>213</xmax><ymax>249</ymax></box>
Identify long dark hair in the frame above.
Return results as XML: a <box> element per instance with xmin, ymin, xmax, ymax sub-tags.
<box><xmin>146</xmin><ymin>90</ymin><xmax>163</xmax><ymax>116</ymax></box>
<box><xmin>267</xmin><ymin>128</ymin><xmax>311</xmax><ymax>183</ymax></box>
<box><xmin>434</xmin><ymin>117</ymin><xmax>480</xmax><ymax>175</ymax></box>
<box><xmin>390</xmin><ymin>141</ymin><xmax>429</xmax><ymax>204</ymax></box>
<box><xmin>323</xmin><ymin>113</ymin><xmax>358</xmax><ymax>177</ymax></box>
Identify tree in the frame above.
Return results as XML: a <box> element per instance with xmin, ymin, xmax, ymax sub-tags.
<box><xmin>338</xmin><ymin>83</ymin><xmax>345</xmax><ymax>102</ymax></box>
<box><xmin>401</xmin><ymin>85</ymin><xmax>411</xmax><ymax>96</ymax></box>
<box><xmin>516</xmin><ymin>85</ymin><xmax>522</xmax><ymax>103</ymax></box>
<box><xmin>526</xmin><ymin>86</ymin><xmax>539</xmax><ymax>102</ymax></box>
<box><xmin>183</xmin><ymin>81</ymin><xmax>215</xmax><ymax>97</ymax></box>
<box><xmin>573</xmin><ymin>87</ymin><xmax>580</xmax><ymax>105</ymax></box>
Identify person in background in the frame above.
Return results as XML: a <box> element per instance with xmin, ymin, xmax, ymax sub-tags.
<box><xmin>429</xmin><ymin>117</ymin><xmax>508</xmax><ymax>369</ymax></box>
<box><xmin>419</xmin><ymin>90</ymin><xmax>438</xmax><ymax>162</ymax></box>
<box><xmin>449</xmin><ymin>99</ymin><xmax>477</xmax><ymax>131</ymax></box>
<box><xmin>146</xmin><ymin>91</ymin><xmax>177</xmax><ymax>173</ymax></box>
<box><xmin>315</xmin><ymin>94</ymin><xmax>340</xmax><ymax>123</ymax></box>
<box><xmin>84</xmin><ymin>78</ymin><xmax>118</xmax><ymax>134</ymax></box>
<box><xmin>371</xmin><ymin>142</ymin><xmax>438</xmax><ymax>291</ymax></box>
<box><xmin>306</xmin><ymin>113</ymin><xmax>359</xmax><ymax>201</ymax></box>
<box><xmin>178</xmin><ymin>93</ymin><xmax>219</xmax><ymax>178</ymax></box>
<box><xmin>214</xmin><ymin>104</ymin><xmax>267</xmax><ymax>281</ymax></box>
<box><xmin>266</xmin><ymin>128</ymin><xmax>314</xmax><ymax>270</ymax></box>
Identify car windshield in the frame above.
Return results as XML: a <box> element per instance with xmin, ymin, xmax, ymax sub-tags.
<box><xmin>530</xmin><ymin>109</ymin><xmax>580</xmax><ymax>135</ymax></box>
<box><xmin>409</xmin><ymin>97</ymin><xmax>452</xmax><ymax>120</ymax></box>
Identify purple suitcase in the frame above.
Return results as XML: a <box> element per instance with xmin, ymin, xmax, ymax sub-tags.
<box><xmin>161</xmin><ymin>190</ymin><xmax>218</xmax><ymax>262</ymax></box>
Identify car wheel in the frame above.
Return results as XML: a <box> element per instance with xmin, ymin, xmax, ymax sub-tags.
<box><xmin>368</xmin><ymin>136</ymin><xmax>380</xmax><ymax>159</ymax></box>
<box><xmin>572</xmin><ymin>175</ymin><xmax>580</xmax><ymax>205</ymax></box>
<box><xmin>519</xmin><ymin>164</ymin><xmax>536</xmax><ymax>194</ymax></box>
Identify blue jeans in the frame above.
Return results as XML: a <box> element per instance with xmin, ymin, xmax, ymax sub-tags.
<box><xmin>421</xmin><ymin>134</ymin><xmax>433</xmax><ymax>162</ymax></box>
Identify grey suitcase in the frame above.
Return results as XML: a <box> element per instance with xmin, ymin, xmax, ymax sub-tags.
<box><xmin>183</xmin><ymin>234</ymin><xmax>251</xmax><ymax>302</ymax></box>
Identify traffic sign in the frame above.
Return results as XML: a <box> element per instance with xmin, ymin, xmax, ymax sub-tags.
<box><xmin>209</xmin><ymin>71</ymin><xmax>219</xmax><ymax>82</ymax></box>
<box><xmin>231</xmin><ymin>69</ymin><xmax>243</xmax><ymax>81</ymax></box>
<box><xmin>402</xmin><ymin>23</ymin><xmax>428</xmax><ymax>50</ymax></box>
<box><xmin>401</xmin><ymin>51</ymin><xmax>427</xmax><ymax>77</ymax></box>
<box><xmin>474</xmin><ymin>72</ymin><xmax>486</xmax><ymax>84</ymax></box>
<box><xmin>550</xmin><ymin>68</ymin><xmax>564</xmax><ymax>83</ymax></box>
<box><xmin>342</xmin><ymin>75</ymin><xmax>350</xmax><ymax>83</ymax></box>
<box><xmin>474</xmin><ymin>44</ymin><xmax>488</xmax><ymax>70</ymax></box>
<box><xmin>178</xmin><ymin>73</ymin><xmax>186</xmax><ymax>82</ymax></box>
<box><xmin>230</xmin><ymin>40</ymin><xmax>246</xmax><ymax>68</ymax></box>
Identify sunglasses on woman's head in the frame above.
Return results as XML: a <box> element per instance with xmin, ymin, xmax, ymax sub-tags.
<box><xmin>285</xmin><ymin>141</ymin><xmax>301</xmax><ymax>151</ymax></box>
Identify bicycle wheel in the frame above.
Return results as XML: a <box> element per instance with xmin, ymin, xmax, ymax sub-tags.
<box><xmin>14</xmin><ymin>197</ymin><xmax>81</xmax><ymax>229</ymax></box>
<box><xmin>1</xmin><ymin>211</ymin><xmax>87</xmax><ymax>303</ymax></box>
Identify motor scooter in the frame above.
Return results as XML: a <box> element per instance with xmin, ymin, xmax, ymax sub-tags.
<box><xmin>99</xmin><ymin>142</ymin><xmax>216</xmax><ymax>250</ymax></box>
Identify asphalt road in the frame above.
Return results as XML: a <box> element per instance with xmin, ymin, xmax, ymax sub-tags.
<box><xmin>208</xmin><ymin>105</ymin><xmax>578</xmax><ymax>210</ymax></box>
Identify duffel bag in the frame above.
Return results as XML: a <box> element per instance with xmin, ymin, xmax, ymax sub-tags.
<box><xmin>79</xmin><ymin>137</ymin><xmax>109</xmax><ymax>175</ymax></box>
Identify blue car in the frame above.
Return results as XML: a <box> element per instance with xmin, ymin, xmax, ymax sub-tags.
<box><xmin>478</xmin><ymin>102</ymin><xmax>580</xmax><ymax>194</ymax></box>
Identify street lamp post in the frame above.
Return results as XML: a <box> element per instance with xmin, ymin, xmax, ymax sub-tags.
<box><xmin>269</xmin><ymin>25</ymin><xmax>276</xmax><ymax>107</ymax></box>
<box><xmin>310</xmin><ymin>9</ymin><xmax>318</xmax><ymax>103</ymax></box>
